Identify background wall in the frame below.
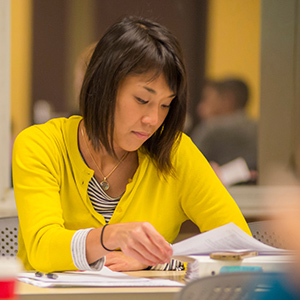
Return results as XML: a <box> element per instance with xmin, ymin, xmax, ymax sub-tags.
<box><xmin>259</xmin><ymin>0</ymin><xmax>300</xmax><ymax>184</ymax></box>
<box><xmin>10</xmin><ymin>0</ymin><xmax>32</xmax><ymax>139</ymax></box>
<box><xmin>0</xmin><ymin>0</ymin><xmax>11</xmax><ymax>196</ymax></box>
<box><xmin>205</xmin><ymin>0</ymin><xmax>260</xmax><ymax>119</ymax></box>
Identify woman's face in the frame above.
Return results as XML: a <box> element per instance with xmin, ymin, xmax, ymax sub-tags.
<box><xmin>113</xmin><ymin>72</ymin><xmax>175</xmax><ymax>152</ymax></box>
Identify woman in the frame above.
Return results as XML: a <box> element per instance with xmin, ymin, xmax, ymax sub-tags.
<box><xmin>12</xmin><ymin>16</ymin><xmax>250</xmax><ymax>273</ymax></box>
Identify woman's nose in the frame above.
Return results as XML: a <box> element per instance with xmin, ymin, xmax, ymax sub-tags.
<box><xmin>142</xmin><ymin>106</ymin><xmax>159</xmax><ymax>126</ymax></box>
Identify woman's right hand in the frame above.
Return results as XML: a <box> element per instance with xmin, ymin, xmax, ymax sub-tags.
<box><xmin>102</xmin><ymin>222</ymin><xmax>173</xmax><ymax>267</ymax></box>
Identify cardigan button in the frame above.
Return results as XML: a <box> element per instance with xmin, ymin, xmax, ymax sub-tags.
<box><xmin>81</xmin><ymin>181</ymin><xmax>84</xmax><ymax>185</ymax></box>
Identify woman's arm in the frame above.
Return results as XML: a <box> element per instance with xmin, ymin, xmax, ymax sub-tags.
<box><xmin>86</xmin><ymin>222</ymin><xmax>172</xmax><ymax>267</ymax></box>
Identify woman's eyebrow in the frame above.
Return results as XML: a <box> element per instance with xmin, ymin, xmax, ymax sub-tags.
<box><xmin>143</xmin><ymin>86</ymin><xmax>156</xmax><ymax>94</ymax></box>
<box><xmin>143</xmin><ymin>86</ymin><xmax>175</xmax><ymax>98</ymax></box>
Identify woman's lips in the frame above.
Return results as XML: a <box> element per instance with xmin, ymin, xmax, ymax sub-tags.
<box><xmin>132</xmin><ymin>131</ymin><xmax>151</xmax><ymax>140</ymax></box>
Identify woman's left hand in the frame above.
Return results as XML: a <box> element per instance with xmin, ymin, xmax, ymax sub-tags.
<box><xmin>105</xmin><ymin>251</ymin><xmax>149</xmax><ymax>272</ymax></box>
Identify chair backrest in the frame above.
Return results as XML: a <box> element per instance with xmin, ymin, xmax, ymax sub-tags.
<box><xmin>248</xmin><ymin>220</ymin><xmax>286</xmax><ymax>249</ymax></box>
<box><xmin>0</xmin><ymin>216</ymin><xmax>19</xmax><ymax>257</ymax></box>
<box><xmin>176</xmin><ymin>272</ymin><xmax>285</xmax><ymax>300</ymax></box>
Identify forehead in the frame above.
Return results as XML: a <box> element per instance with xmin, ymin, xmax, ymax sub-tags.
<box><xmin>119</xmin><ymin>72</ymin><xmax>174</xmax><ymax>95</ymax></box>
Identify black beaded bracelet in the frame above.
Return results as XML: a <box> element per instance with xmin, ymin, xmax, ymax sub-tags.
<box><xmin>100</xmin><ymin>224</ymin><xmax>114</xmax><ymax>252</ymax></box>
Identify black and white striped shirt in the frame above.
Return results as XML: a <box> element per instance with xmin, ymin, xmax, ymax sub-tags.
<box><xmin>88</xmin><ymin>176</ymin><xmax>121</xmax><ymax>223</ymax></box>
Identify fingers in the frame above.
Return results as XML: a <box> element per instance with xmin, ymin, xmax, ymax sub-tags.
<box><xmin>135</xmin><ymin>223</ymin><xmax>172</xmax><ymax>263</ymax></box>
<box><xmin>116</xmin><ymin>222</ymin><xmax>173</xmax><ymax>266</ymax></box>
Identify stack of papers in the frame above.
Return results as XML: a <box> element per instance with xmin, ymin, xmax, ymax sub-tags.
<box><xmin>18</xmin><ymin>267</ymin><xmax>184</xmax><ymax>288</ymax></box>
<box><xmin>171</xmin><ymin>223</ymin><xmax>294</xmax><ymax>280</ymax></box>
<box><xmin>183</xmin><ymin>254</ymin><xmax>295</xmax><ymax>281</ymax></box>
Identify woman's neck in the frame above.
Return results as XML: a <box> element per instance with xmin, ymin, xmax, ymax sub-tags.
<box><xmin>78</xmin><ymin>120</ymin><xmax>138</xmax><ymax>197</ymax></box>
<box><xmin>79</xmin><ymin>121</ymin><xmax>128</xmax><ymax>167</ymax></box>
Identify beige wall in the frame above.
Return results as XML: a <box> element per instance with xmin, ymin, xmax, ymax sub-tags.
<box><xmin>259</xmin><ymin>0</ymin><xmax>300</xmax><ymax>183</ymax></box>
<box><xmin>10</xmin><ymin>0</ymin><xmax>32</xmax><ymax>138</ymax></box>
<box><xmin>0</xmin><ymin>0</ymin><xmax>11</xmax><ymax>196</ymax></box>
<box><xmin>205</xmin><ymin>0</ymin><xmax>261</xmax><ymax>119</ymax></box>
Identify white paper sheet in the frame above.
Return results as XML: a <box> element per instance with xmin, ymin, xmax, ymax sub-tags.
<box><xmin>172</xmin><ymin>222</ymin><xmax>288</xmax><ymax>257</ymax></box>
<box><xmin>17</xmin><ymin>267</ymin><xmax>184</xmax><ymax>288</ymax></box>
<box><xmin>220</xmin><ymin>157</ymin><xmax>251</xmax><ymax>186</ymax></box>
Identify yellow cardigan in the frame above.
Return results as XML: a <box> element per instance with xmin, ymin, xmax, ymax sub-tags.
<box><xmin>12</xmin><ymin>116</ymin><xmax>250</xmax><ymax>272</ymax></box>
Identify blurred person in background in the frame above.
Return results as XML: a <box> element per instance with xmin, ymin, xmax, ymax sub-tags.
<box><xmin>190</xmin><ymin>77</ymin><xmax>257</xmax><ymax>185</ymax></box>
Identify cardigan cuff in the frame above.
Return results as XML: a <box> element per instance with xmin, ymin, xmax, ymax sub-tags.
<box><xmin>71</xmin><ymin>228</ymin><xmax>105</xmax><ymax>271</ymax></box>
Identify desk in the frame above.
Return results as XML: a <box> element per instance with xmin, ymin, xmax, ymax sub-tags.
<box><xmin>17</xmin><ymin>270</ymin><xmax>185</xmax><ymax>300</ymax></box>
<box><xmin>228</xmin><ymin>185</ymin><xmax>300</xmax><ymax>220</ymax></box>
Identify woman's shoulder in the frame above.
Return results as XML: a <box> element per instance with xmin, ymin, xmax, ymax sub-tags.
<box><xmin>175</xmin><ymin>132</ymin><xmax>201</xmax><ymax>155</ymax></box>
<box><xmin>14</xmin><ymin>116</ymin><xmax>81</xmax><ymax>147</ymax></box>
<box><xmin>172</xmin><ymin>132</ymin><xmax>209</xmax><ymax>168</ymax></box>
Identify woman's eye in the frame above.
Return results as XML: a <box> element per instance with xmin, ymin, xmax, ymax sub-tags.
<box><xmin>135</xmin><ymin>97</ymin><xmax>148</xmax><ymax>104</ymax></box>
<box><xmin>162</xmin><ymin>104</ymin><xmax>171</xmax><ymax>109</ymax></box>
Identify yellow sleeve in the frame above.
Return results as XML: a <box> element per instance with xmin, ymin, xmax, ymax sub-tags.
<box><xmin>12</xmin><ymin>125</ymin><xmax>77</xmax><ymax>272</ymax></box>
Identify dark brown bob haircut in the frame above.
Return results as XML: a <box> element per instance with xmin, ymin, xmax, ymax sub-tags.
<box><xmin>80</xmin><ymin>16</ymin><xmax>187</xmax><ymax>174</ymax></box>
